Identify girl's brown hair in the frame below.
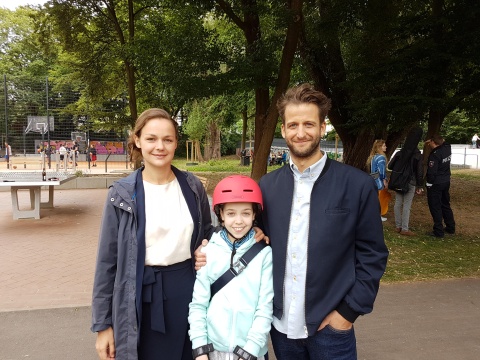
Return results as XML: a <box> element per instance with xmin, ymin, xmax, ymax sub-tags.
<box><xmin>127</xmin><ymin>108</ymin><xmax>178</xmax><ymax>162</ymax></box>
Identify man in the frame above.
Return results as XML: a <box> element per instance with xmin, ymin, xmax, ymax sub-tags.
<box><xmin>71</xmin><ymin>141</ymin><xmax>79</xmax><ymax>166</ymax></box>
<box><xmin>258</xmin><ymin>83</ymin><xmax>388</xmax><ymax>359</ymax></box>
<box><xmin>4</xmin><ymin>142</ymin><xmax>12</xmax><ymax>167</ymax></box>
<box><xmin>425</xmin><ymin>135</ymin><xmax>455</xmax><ymax>238</ymax></box>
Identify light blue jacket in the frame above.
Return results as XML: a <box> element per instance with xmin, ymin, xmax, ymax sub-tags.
<box><xmin>371</xmin><ymin>154</ymin><xmax>387</xmax><ymax>190</ymax></box>
<box><xmin>188</xmin><ymin>230</ymin><xmax>273</xmax><ymax>357</ymax></box>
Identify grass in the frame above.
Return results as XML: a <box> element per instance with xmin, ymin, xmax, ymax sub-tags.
<box><xmin>172</xmin><ymin>157</ymin><xmax>283</xmax><ymax>172</ymax></box>
<box><xmin>383</xmin><ymin>231</ymin><xmax>480</xmax><ymax>283</ymax></box>
<box><xmin>174</xmin><ymin>157</ymin><xmax>480</xmax><ymax>284</ymax></box>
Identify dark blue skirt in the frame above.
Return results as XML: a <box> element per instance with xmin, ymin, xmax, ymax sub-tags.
<box><xmin>138</xmin><ymin>259</ymin><xmax>195</xmax><ymax>360</ymax></box>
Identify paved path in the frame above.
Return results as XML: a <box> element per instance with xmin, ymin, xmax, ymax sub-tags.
<box><xmin>1</xmin><ymin>189</ymin><xmax>479</xmax><ymax>359</ymax></box>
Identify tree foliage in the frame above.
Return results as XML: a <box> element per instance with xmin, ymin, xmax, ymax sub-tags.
<box><xmin>2</xmin><ymin>0</ymin><xmax>479</xmax><ymax>174</ymax></box>
<box><xmin>299</xmin><ymin>0</ymin><xmax>480</xmax><ymax>169</ymax></box>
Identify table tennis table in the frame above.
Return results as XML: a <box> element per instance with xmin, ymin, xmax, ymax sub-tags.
<box><xmin>0</xmin><ymin>171</ymin><xmax>76</xmax><ymax>219</ymax></box>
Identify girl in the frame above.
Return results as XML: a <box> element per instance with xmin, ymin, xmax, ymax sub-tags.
<box><xmin>189</xmin><ymin>175</ymin><xmax>273</xmax><ymax>360</ymax></box>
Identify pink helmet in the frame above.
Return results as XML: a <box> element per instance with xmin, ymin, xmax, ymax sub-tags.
<box><xmin>212</xmin><ymin>175</ymin><xmax>263</xmax><ymax>210</ymax></box>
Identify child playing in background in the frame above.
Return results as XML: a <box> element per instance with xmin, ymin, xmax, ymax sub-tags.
<box><xmin>189</xmin><ymin>175</ymin><xmax>273</xmax><ymax>360</ymax></box>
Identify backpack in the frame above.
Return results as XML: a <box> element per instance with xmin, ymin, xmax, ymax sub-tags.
<box><xmin>388</xmin><ymin>127</ymin><xmax>423</xmax><ymax>194</ymax></box>
<box><xmin>388</xmin><ymin>152</ymin><xmax>412</xmax><ymax>193</ymax></box>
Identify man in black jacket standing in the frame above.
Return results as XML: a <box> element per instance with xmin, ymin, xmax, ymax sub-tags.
<box><xmin>258</xmin><ymin>84</ymin><xmax>388</xmax><ymax>359</ymax></box>
<box><xmin>425</xmin><ymin>135</ymin><xmax>456</xmax><ymax>238</ymax></box>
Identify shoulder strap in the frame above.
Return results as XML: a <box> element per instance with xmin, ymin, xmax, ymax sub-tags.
<box><xmin>210</xmin><ymin>241</ymin><xmax>268</xmax><ymax>300</ymax></box>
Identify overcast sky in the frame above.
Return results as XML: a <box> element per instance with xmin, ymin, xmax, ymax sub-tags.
<box><xmin>2</xmin><ymin>0</ymin><xmax>47</xmax><ymax>10</ymax></box>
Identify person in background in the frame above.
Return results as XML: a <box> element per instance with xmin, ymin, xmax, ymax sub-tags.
<box><xmin>281</xmin><ymin>151</ymin><xmax>287</xmax><ymax>166</ymax></box>
<box><xmin>425</xmin><ymin>134</ymin><xmax>456</xmax><ymax>238</ymax></box>
<box><xmin>4</xmin><ymin>142</ymin><xmax>12</xmax><ymax>167</ymax></box>
<box><xmin>189</xmin><ymin>175</ymin><xmax>273</xmax><ymax>360</ymax></box>
<box><xmin>89</xmin><ymin>144</ymin><xmax>97</xmax><ymax>167</ymax></box>
<box><xmin>472</xmin><ymin>133</ymin><xmax>479</xmax><ymax>149</ymax></box>
<box><xmin>91</xmin><ymin>108</ymin><xmax>267</xmax><ymax>360</ymax></box>
<box><xmin>58</xmin><ymin>144</ymin><xmax>67</xmax><ymax>165</ymax></box>
<box><xmin>367</xmin><ymin>139</ymin><xmax>389</xmax><ymax>221</ymax></box>
<box><xmin>388</xmin><ymin>128</ymin><xmax>424</xmax><ymax>236</ymax></box>
<box><xmin>258</xmin><ymin>84</ymin><xmax>388</xmax><ymax>360</ymax></box>
<box><xmin>71</xmin><ymin>141</ymin><xmax>79</xmax><ymax>166</ymax></box>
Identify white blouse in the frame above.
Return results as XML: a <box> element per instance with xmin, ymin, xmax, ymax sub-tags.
<box><xmin>143</xmin><ymin>178</ymin><xmax>194</xmax><ymax>266</ymax></box>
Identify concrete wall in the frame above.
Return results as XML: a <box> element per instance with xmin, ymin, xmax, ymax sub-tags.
<box><xmin>57</xmin><ymin>176</ymin><xmax>125</xmax><ymax>190</ymax></box>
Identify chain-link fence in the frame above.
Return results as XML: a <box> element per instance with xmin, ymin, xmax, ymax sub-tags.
<box><xmin>1</xmin><ymin>75</ymin><xmax>130</xmax><ymax>172</ymax></box>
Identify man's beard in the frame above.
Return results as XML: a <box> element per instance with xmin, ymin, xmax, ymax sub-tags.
<box><xmin>286</xmin><ymin>136</ymin><xmax>321</xmax><ymax>159</ymax></box>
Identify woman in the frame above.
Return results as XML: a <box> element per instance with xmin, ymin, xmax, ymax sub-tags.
<box><xmin>91</xmin><ymin>108</ymin><xmax>217</xmax><ymax>360</ymax></box>
<box><xmin>388</xmin><ymin>127</ymin><xmax>424</xmax><ymax>236</ymax></box>
<box><xmin>367</xmin><ymin>139</ymin><xmax>389</xmax><ymax>221</ymax></box>
<box><xmin>91</xmin><ymin>108</ymin><xmax>265</xmax><ymax>360</ymax></box>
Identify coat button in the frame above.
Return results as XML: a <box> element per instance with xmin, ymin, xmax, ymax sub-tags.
<box><xmin>111</xmin><ymin>198</ymin><xmax>115</xmax><ymax>201</ymax></box>
<box><xmin>120</xmin><ymin>202</ymin><xmax>124</xmax><ymax>206</ymax></box>
<box><xmin>127</xmin><ymin>207</ymin><xmax>131</xmax><ymax>211</ymax></box>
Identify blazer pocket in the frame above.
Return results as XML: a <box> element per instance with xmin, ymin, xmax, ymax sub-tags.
<box><xmin>325</xmin><ymin>208</ymin><xmax>350</xmax><ymax>215</ymax></box>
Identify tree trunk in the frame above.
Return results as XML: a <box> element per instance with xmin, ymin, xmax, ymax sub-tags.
<box><xmin>203</xmin><ymin>121</ymin><xmax>221</xmax><ymax>160</ymax></box>
<box><xmin>241</xmin><ymin>105</ymin><xmax>248</xmax><ymax>151</ymax></box>
<box><xmin>217</xmin><ymin>0</ymin><xmax>303</xmax><ymax>181</ymax></box>
<box><xmin>341</xmin><ymin>129</ymin><xmax>376</xmax><ymax>171</ymax></box>
<box><xmin>125</xmin><ymin>60</ymin><xmax>137</xmax><ymax>123</ymax></box>
<box><xmin>250</xmin><ymin>0</ymin><xmax>304</xmax><ymax>181</ymax></box>
<box><xmin>194</xmin><ymin>140</ymin><xmax>204</xmax><ymax>162</ymax></box>
<box><xmin>212</xmin><ymin>125</ymin><xmax>221</xmax><ymax>160</ymax></box>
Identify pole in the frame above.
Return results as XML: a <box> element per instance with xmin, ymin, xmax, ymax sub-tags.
<box><xmin>23</xmin><ymin>126</ymin><xmax>26</xmax><ymax>156</ymax></box>
<box><xmin>4</xmin><ymin>74</ymin><xmax>8</xmax><ymax>142</ymax></box>
<box><xmin>46</xmin><ymin>77</ymin><xmax>51</xmax><ymax>169</ymax></box>
<box><xmin>86</xmin><ymin>101</ymin><xmax>90</xmax><ymax>169</ymax></box>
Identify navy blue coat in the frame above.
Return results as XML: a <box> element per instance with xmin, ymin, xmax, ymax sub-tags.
<box><xmin>258</xmin><ymin>157</ymin><xmax>389</xmax><ymax>336</ymax></box>
<box><xmin>91</xmin><ymin>167</ymin><xmax>215</xmax><ymax>359</ymax></box>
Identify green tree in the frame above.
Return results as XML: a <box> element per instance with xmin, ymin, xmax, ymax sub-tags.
<box><xmin>47</xmin><ymin>0</ymin><xmax>144</xmax><ymax>123</ymax></box>
<box><xmin>299</xmin><ymin>0</ymin><xmax>480</xmax><ymax>169</ymax></box>
<box><xmin>203</xmin><ymin>0</ymin><xmax>303</xmax><ymax>180</ymax></box>
<box><xmin>184</xmin><ymin>94</ymin><xmax>245</xmax><ymax>160</ymax></box>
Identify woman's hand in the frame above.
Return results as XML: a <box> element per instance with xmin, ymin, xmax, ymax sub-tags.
<box><xmin>253</xmin><ymin>226</ymin><xmax>269</xmax><ymax>244</ymax></box>
<box><xmin>95</xmin><ymin>327</ymin><xmax>115</xmax><ymax>359</ymax></box>
<box><xmin>194</xmin><ymin>239</ymin><xmax>209</xmax><ymax>271</ymax></box>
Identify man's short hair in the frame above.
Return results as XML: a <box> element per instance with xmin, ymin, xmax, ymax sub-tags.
<box><xmin>277</xmin><ymin>83</ymin><xmax>332</xmax><ymax>124</ymax></box>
